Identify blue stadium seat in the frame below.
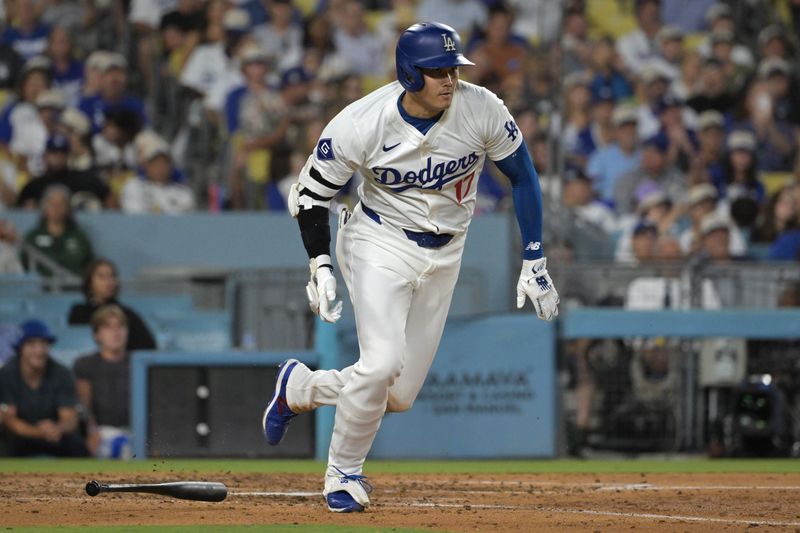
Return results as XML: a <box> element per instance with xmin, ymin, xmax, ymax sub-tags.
<box><xmin>122</xmin><ymin>294</ymin><xmax>194</xmax><ymax>320</ymax></box>
<box><xmin>152</xmin><ymin>311</ymin><xmax>232</xmax><ymax>352</ymax></box>
<box><xmin>50</xmin><ymin>326</ymin><xmax>96</xmax><ymax>368</ymax></box>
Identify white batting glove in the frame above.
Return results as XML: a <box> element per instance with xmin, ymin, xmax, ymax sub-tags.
<box><xmin>306</xmin><ymin>254</ymin><xmax>343</xmax><ymax>323</ymax></box>
<box><xmin>516</xmin><ymin>257</ymin><xmax>560</xmax><ymax>321</ymax></box>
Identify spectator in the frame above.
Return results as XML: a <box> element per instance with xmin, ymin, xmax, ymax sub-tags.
<box><xmin>758</xmin><ymin>58</ymin><xmax>800</xmax><ymax>127</ymax></box>
<box><xmin>697</xmin><ymin>3</ymin><xmax>753</xmax><ymax>69</ymax></box>
<box><xmin>301</xmin><ymin>13</ymin><xmax>349</xmax><ymax>83</ymax></box>
<box><xmin>0</xmin><ymin>319</ymin><xmax>88</xmax><ymax>457</ymax></box>
<box><xmin>653</xmin><ymin>25</ymin><xmax>684</xmax><ymax>82</ymax></box>
<box><xmin>58</xmin><ymin>107</ymin><xmax>93</xmax><ymax>172</ymax></box>
<box><xmin>16</xmin><ymin>133</ymin><xmax>109</xmax><ymax>209</ymax></box>
<box><xmin>696</xmin><ymin>213</ymin><xmax>741</xmax><ymax>261</ymax></box>
<box><xmin>615</xmin><ymin>187</ymin><xmax>676</xmax><ymax>262</ymax></box>
<box><xmin>652</xmin><ymin>94</ymin><xmax>697</xmax><ymax>171</ymax></box>
<box><xmin>469</xmin><ymin>4</ymin><xmax>529</xmax><ymax>87</ymax></box>
<box><xmin>614</xmin><ymin>135</ymin><xmax>686</xmax><ymax>214</ymax></box>
<box><xmin>635</xmin><ymin>62</ymin><xmax>671</xmax><ymax>139</ymax></box>
<box><xmin>120</xmin><ymin>137</ymin><xmax>195</xmax><ymax>214</ymax></box>
<box><xmin>561</xmin><ymin>169</ymin><xmax>617</xmax><ymax>235</ymax></box>
<box><xmin>630</xmin><ymin>220</ymin><xmax>659</xmax><ymax>264</ymax></box>
<box><xmin>689</xmin><ymin>110</ymin><xmax>726</xmax><ymax>187</ymax></box>
<box><xmin>706</xmin><ymin>30</ymin><xmax>748</xmax><ymax>91</ymax></box>
<box><xmin>67</xmin><ymin>257</ymin><xmax>157</xmax><ymax>351</ymax></box>
<box><xmin>78</xmin><ymin>53</ymin><xmax>148</xmax><ymax>135</ymax></box>
<box><xmin>21</xmin><ymin>184</ymin><xmax>94</xmax><ymax>276</ymax></box>
<box><xmin>91</xmin><ymin>107</ymin><xmax>143</xmax><ymax>173</ymax></box>
<box><xmin>560</xmin><ymin>4</ymin><xmax>591</xmax><ymax>75</ymax></box>
<box><xmin>81</xmin><ymin>50</ymin><xmax>110</xmax><ymax>99</ymax></box>
<box><xmin>671</xmin><ymin>50</ymin><xmax>701</xmax><ymax>101</ymax></box>
<box><xmin>73</xmin><ymin>305</ymin><xmax>132</xmax><ymax>458</ymax></box>
<box><xmin>768</xmin><ymin>227</ymin><xmax>800</xmax><ymax>261</ymax></box>
<box><xmin>0</xmin><ymin>57</ymin><xmax>51</xmax><ymax>173</ymax></box>
<box><xmin>571</xmin><ymin>85</ymin><xmax>616</xmax><ymax>168</ymax></box>
<box><xmin>685</xmin><ymin>56</ymin><xmax>739</xmax><ymax>116</ymax></box>
<box><xmin>0</xmin><ymin>219</ymin><xmax>23</xmax><ymax>273</ymax></box>
<box><xmin>182</xmin><ymin>6</ymin><xmax>251</xmax><ymax>102</ymax></box>
<box><xmin>46</xmin><ymin>26</ymin><xmax>84</xmax><ymax>108</ymax></box>
<box><xmin>720</xmin><ymin>130</ymin><xmax>766</xmax><ymax>204</ymax></box>
<box><xmin>0</xmin><ymin>0</ymin><xmax>51</xmax><ymax>61</ymax></box>
<box><xmin>561</xmin><ymin>72</ymin><xmax>592</xmax><ymax>163</ymax></box>
<box><xmin>734</xmin><ymin>81</ymin><xmax>796</xmax><ymax>172</ymax></box>
<box><xmin>0</xmin><ymin>39</ymin><xmax>24</xmax><ymax>92</ymax></box>
<box><xmin>752</xmin><ymin>185</ymin><xmax>798</xmax><ymax>244</ymax></box>
<box><xmin>416</xmin><ymin>0</ymin><xmax>487</xmax><ymax>41</ymax></box>
<box><xmin>333</xmin><ymin>0</ymin><xmax>385</xmax><ymax>77</ymax></box>
<box><xmin>587</xmin><ymin>104</ymin><xmax>641</xmax><ymax>206</ymax></box>
<box><xmin>617</xmin><ymin>0</ymin><xmax>663</xmax><ymax>76</ymax></box>
<box><xmin>679</xmin><ymin>183</ymin><xmax>719</xmax><ymax>254</ymax></box>
<box><xmin>589</xmin><ymin>35</ymin><xmax>633</xmax><ymax>101</ymax></box>
<box><xmin>758</xmin><ymin>24</ymin><xmax>792</xmax><ymax>61</ymax></box>
<box><xmin>253</xmin><ymin>0</ymin><xmax>302</xmax><ymax>72</ymax></box>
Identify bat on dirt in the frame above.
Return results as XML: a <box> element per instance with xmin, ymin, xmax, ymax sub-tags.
<box><xmin>85</xmin><ymin>480</ymin><xmax>227</xmax><ymax>502</ymax></box>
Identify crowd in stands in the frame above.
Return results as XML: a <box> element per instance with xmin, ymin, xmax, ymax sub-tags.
<box><xmin>0</xmin><ymin>0</ymin><xmax>794</xmax><ymax>264</ymax></box>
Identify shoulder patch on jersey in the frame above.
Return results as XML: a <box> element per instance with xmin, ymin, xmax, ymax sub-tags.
<box><xmin>316</xmin><ymin>138</ymin><xmax>335</xmax><ymax>160</ymax></box>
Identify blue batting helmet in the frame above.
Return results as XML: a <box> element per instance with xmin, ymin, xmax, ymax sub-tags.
<box><xmin>395</xmin><ymin>22</ymin><xmax>474</xmax><ymax>92</ymax></box>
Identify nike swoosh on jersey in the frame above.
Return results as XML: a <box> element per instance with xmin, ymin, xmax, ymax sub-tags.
<box><xmin>382</xmin><ymin>142</ymin><xmax>401</xmax><ymax>152</ymax></box>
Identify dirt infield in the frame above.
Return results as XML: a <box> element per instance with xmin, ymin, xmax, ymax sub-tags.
<box><xmin>4</xmin><ymin>471</ymin><xmax>800</xmax><ymax>531</ymax></box>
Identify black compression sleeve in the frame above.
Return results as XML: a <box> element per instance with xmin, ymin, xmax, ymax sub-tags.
<box><xmin>297</xmin><ymin>206</ymin><xmax>331</xmax><ymax>259</ymax></box>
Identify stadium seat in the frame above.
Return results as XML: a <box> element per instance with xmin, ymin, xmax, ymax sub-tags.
<box><xmin>50</xmin><ymin>326</ymin><xmax>96</xmax><ymax>368</ymax></box>
<box><xmin>586</xmin><ymin>0</ymin><xmax>637</xmax><ymax>38</ymax></box>
<box><xmin>152</xmin><ymin>311</ymin><xmax>232</xmax><ymax>352</ymax></box>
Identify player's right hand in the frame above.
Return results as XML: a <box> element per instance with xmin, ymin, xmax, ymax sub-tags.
<box><xmin>306</xmin><ymin>255</ymin><xmax>343</xmax><ymax>323</ymax></box>
<box><xmin>516</xmin><ymin>257</ymin><xmax>560</xmax><ymax>321</ymax></box>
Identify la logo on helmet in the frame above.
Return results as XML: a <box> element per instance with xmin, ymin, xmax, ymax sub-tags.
<box><xmin>441</xmin><ymin>33</ymin><xmax>456</xmax><ymax>52</ymax></box>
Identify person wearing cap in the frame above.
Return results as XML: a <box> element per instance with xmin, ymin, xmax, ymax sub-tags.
<box><xmin>696</xmin><ymin>3</ymin><xmax>754</xmax><ymax>69</ymax></box>
<box><xmin>686</xmin><ymin>57</ymin><xmax>738</xmax><ymax>115</ymax></box>
<box><xmin>758</xmin><ymin>24</ymin><xmax>791</xmax><ymax>61</ymax></box>
<box><xmin>223</xmin><ymin>43</ymin><xmax>286</xmax><ymax>209</ymax></box>
<box><xmin>634</xmin><ymin>61</ymin><xmax>672</xmax><ymax>139</ymax></box>
<box><xmin>16</xmin><ymin>133</ymin><xmax>109</xmax><ymax>209</ymax></box>
<box><xmin>0</xmin><ymin>319</ymin><xmax>88</xmax><ymax>457</ymax></box>
<box><xmin>589</xmin><ymin>36</ymin><xmax>634</xmax><ymax>102</ymax></box>
<box><xmin>679</xmin><ymin>183</ymin><xmax>719</xmax><ymax>254</ymax></box>
<box><xmin>696</xmin><ymin>212</ymin><xmax>738</xmax><ymax>261</ymax></box>
<box><xmin>654</xmin><ymin>25</ymin><xmax>684</xmax><ymax>81</ymax></box>
<box><xmin>59</xmin><ymin>107</ymin><xmax>93</xmax><ymax>172</ymax></box>
<box><xmin>0</xmin><ymin>0</ymin><xmax>51</xmax><ymax>61</ymax></box>
<box><xmin>120</xmin><ymin>136</ymin><xmax>195</xmax><ymax>214</ymax></box>
<box><xmin>758</xmin><ymin>58</ymin><xmax>800</xmax><ymax>126</ymax></box>
<box><xmin>736</xmin><ymin>81</ymin><xmax>795</xmax><ymax>172</ymax></box>
<box><xmin>78</xmin><ymin>52</ymin><xmax>148</xmax><ymax>135</ymax></box>
<box><xmin>73</xmin><ymin>305</ymin><xmax>133</xmax><ymax>458</ymax></box>
<box><xmin>0</xmin><ymin>56</ymin><xmax>51</xmax><ymax>171</ymax></box>
<box><xmin>617</xmin><ymin>0</ymin><xmax>663</xmax><ymax>75</ymax></box>
<box><xmin>45</xmin><ymin>27</ymin><xmax>84</xmax><ymax>108</ymax></box>
<box><xmin>691</xmin><ymin>110</ymin><xmax>726</xmax><ymax>186</ymax></box>
<box><xmin>20</xmin><ymin>184</ymin><xmax>94</xmax><ymax>276</ymax></box>
<box><xmin>720</xmin><ymin>129</ymin><xmax>767</xmax><ymax>204</ymax></box>
<box><xmin>587</xmin><ymin>104</ymin><xmax>641</xmax><ymax>205</ymax></box>
<box><xmin>652</xmin><ymin>94</ymin><xmax>697</xmax><ymax>171</ymax></box>
<box><xmin>613</xmin><ymin>133</ymin><xmax>686</xmax><ymax>214</ymax></box>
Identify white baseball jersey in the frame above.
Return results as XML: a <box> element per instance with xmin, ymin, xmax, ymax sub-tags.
<box><xmin>297</xmin><ymin>80</ymin><xmax>523</xmax><ymax>235</ymax></box>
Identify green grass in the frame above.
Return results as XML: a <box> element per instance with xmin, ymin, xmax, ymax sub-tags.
<box><xmin>5</xmin><ymin>527</ymin><xmax>434</xmax><ymax>533</ymax></box>
<box><xmin>2</xmin><ymin>457</ymin><xmax>800</xmax><ymax>475</ymax></box>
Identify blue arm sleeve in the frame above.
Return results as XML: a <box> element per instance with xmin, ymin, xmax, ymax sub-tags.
<box><xmin>493</xmin><ymin>143</ymin><xmax>544</xmax><ymax>260</ymax></box>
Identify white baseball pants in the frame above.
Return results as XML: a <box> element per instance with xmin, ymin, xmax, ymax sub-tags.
<box><xmin>286</xmin><ymin>202</ymin><xmax>465</xmax><ymax>475</ymax></box>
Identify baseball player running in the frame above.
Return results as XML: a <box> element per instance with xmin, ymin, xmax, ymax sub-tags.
<box><xmin>262</xmin><ymin>21</ymin><xmax>559</xmax><ymax>513</ymax></box>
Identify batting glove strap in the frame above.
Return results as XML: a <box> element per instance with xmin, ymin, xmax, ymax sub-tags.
<box><xmin>516</xmin><ymin>257</ymin><xmax>560</xmax><ymax>321</ymax></box>
<box><xmin>307</xmin><ymin>255</ymin><xmax>342</xmax><ymax>323</ymax></box>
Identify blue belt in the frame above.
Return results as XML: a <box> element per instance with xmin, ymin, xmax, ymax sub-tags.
<box><xmin>360</xmin><ymin>203</ymin><xmax>454</xmax><ymax>249</ymax></box>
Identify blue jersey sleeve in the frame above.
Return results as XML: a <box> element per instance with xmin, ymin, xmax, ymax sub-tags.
<box><xmin>493</xmin><ymin>143</ymin><xmax>544</xmax><ymax>260</ymax></box>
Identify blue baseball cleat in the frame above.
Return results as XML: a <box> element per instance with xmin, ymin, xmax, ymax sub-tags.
<box><xmin>323</xmin><ymin>467</ymin><xmax>372</xmax><ymax>512</ymax></box>
<box><xmin>262</xmin><ymin>359</ymin><xmax>300</xmax><ymax>445</ymax></box>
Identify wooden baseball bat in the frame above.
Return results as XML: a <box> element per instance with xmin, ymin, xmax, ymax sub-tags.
<box><xmin>85</xmin><ymin>480</ymin><xmax>227</xmax><ymax>502</ymax></box>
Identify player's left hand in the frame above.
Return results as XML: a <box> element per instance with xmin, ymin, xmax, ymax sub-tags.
<box><xmin>516</xmin><ymin>257</ymin><xmax>560</xmax><ymax>321</ymax></box>
<box><xmin>306</xmin><ymin>254</ymin><xmax>343</xmax><ymax>323</ymax></box>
